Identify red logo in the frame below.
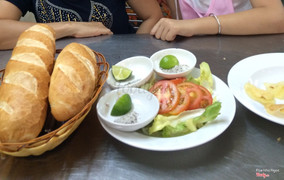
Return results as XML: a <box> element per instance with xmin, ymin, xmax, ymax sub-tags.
<box><xmin>256</xmin><ymin>172</ymin><xmax>270</xmax><ymax>178</ymax></box>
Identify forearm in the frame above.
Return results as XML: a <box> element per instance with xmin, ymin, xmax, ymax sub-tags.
<box><xmin>137</xmin><ymin>17</ymin><xmax>162</xmax><ymax>34</ymax></box>
<box><xmin>182</xmin><ymin>7</ymin><xmax>284</xmax><ymax>37</ymax></box>
<box><xmin>178</xmin><ymin>17</ymin><xmax>220</xmax><ymax>36</ymax></box>
<box><xmin>219</xmin><ymin>8</ymin><xmax>284</xmax><ymax>35</ymax></box>
<box><xmin>0</xmin><ymin>20</ymin><xmax>35</xmax><ymax>50</ymax></box>
<box><xmin>0</xmin><ymin>20</ymin><xmax>112</xmax><ymax>50</ymax></box>
<box><xmin>48</xmin><ymin>22</ymin><xmax>75</xmax><ymax>39</ymax></box>
<box><xmin>0</xmin><ymin>20</ymin><xmax>74</xmax><ymax>50</ymax></box>
<box><xmin>128</xmin><ymin>0</ymin><xmax>163</xmax><ymax>34</ymax></box>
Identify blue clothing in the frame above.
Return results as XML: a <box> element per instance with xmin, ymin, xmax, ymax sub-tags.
<box><xmin>7</xmin><ymin>0</ymin><xmax>136</xmax><ymax>34</ymax></box>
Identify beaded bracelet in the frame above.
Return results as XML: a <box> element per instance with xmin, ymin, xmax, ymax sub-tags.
<box><xmin>209</xmin><ymin>13</ymin><xmax>221</xmax><ymax>34</ymax></box>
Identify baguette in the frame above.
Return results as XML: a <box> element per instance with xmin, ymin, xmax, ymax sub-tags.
<box><xmin>49</xmin><ymin>43</ymin><xmax>99</xmax><ymax>121</ymax></box>
<box><xmin>0</xmin><ymin>24</ymin><xmax>55</xmax><ymax>143</ymax></box>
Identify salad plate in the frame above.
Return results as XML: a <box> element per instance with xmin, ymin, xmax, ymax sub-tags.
<box><xmin>98</xmin><ymin>68</ymin><xmax>236</xmax><ymax>151</ymax></box>
<box><xmin>227</xmin><ymin>53</ymin><xmax>284</xmax><ymax>125</ymax></box>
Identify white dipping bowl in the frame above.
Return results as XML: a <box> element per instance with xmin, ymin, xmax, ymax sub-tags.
<box><xmin>96</xmin><ymin>87</ymin><xmax>159</xmax><ymax>132</ymax></box>
<box><xmin>150</xmin><ymin>48</ymin><xmax>197</xmax><ymax>79</ymax></box>
<box><xmin>107</xmin><ymin>56</ymin><xmax>154</xmax><ymax>89</ymax></box>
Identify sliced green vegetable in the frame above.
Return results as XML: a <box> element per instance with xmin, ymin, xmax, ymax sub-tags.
<box><xmin>187</xmin><ymin>62</ymin><xmax>214</xmax><ymax>93</ymax></box>
<box><xmin>143</xmin><ymin>101</ymin><xmax>221</xmax><ymax>137</ymax></box>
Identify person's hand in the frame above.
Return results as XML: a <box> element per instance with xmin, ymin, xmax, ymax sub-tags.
<box><xmin>150</xmin><ymin>18</ymin><xmax>179</xmax><ymax>41</ymax></box>
<box><xmin>70</xmin><ymin>21</ymin><xmax>113</xmax><ymax>38</ymax></box>
<box><xmin>151</xmin><ymin>18</ymin><xmax>193</xmax><ymax>41</ymax></box>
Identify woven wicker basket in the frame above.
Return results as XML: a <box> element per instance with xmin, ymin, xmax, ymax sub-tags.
<box><xmin>0</xmin><ymin>50</ymin><xmax>109</xmax><ymax>157</ymax></box>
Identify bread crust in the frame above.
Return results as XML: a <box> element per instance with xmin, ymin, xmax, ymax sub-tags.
<box><xmin>0</xmin><ymin>24</ymin><xmax>55</xmax><ymax>143</ymax></box>
<box><xmin>49</xmin><ymin>43</ymin><xmax>98</xmax><ymax>121</ymax></box>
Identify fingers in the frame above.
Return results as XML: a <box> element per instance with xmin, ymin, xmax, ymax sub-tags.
<box><xmin>89</xmin><ymin>22</ymin><xmax>113</xmax><ymax>35</ymax></box>
<box><xmin>151</xmin><ymin>18</ymin><xmax>177</xmax><ymax>41</ymax></box>
<box><xmin>150</xmin><ymin>20</ymin><xmax>160</xmax><ymax>35</ymax></box>
<box><xmin>100</xmin><ymin>28</ymin><xmax>113</xmax><ymax>35</ymax></box>
<box><xmin>72</xmin><ymin>22</ymin><xmax>113</xmax><ymax>38</ymax></box>
<box><xmin>151</xmin><ymin>21</ymin><xmax>165</xmax><ymax>39</ymax></box>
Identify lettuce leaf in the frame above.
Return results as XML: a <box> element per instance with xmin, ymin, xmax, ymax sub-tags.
<box><xmin>142</xmin><ymin>101</ymin><xmax>221</xmax><ymax>137</ymax></box>
<box><xmin>140</xmin><ymin>73</ymin><xmax>156</xmax><ymax>90</ymax></box>
<box><xmin>187</xmin><ymin>62</ymin><xmax>214</xmax><ymax>93</ymax></box>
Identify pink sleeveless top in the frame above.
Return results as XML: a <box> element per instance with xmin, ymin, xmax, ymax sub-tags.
<box><xmin>179</xmin><ymin>0</ymin><xmax>235</xmax><ymax>19</ymax></box>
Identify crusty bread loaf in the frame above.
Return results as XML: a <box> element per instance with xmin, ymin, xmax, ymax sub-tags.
<box><xmin>0</xmin><ymin>24</ymin><xmax>55</xmax><ymax>143</ymax></box>
<box><xmin>49</xmin><ymin>43</ymin><xmax>99</xmax><ymax>121</ymax></box>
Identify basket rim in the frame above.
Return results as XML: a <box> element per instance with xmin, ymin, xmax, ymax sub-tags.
<box><xmin>0</xmin><ymin>49</ymin><xmax>109</xmax><ymax>153</ymax></box>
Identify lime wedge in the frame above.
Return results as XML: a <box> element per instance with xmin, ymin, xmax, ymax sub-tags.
<box><xmin>160</xmin><ymin>55</ymin><xmax>179</xmax><ymax>69</ymax></box>
<box><xmin>112</xmin><ymin>65</ymin><xmax>132</xmax><ymax>81</ymax></box>
<box><xmin>111</xmin><ymin>94</ymin><xmax>132</xmax><ymax>116</ymax></box>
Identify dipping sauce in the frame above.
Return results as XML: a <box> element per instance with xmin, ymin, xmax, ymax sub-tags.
<box><xmin>160</xmin><ymin>64</ymin><xmax>190</xmax><ymax>73</ymax></box>
<box><xmin>114</xmin><ymin>111</ymin><xmax>139</xmax><ymax>124</ymax></box>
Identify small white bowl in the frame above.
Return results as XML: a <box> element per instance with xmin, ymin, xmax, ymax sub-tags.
<box><xmin>150</xmin><ymin>48</ymin><xmax>197</xmax><ymax>79</ymax></box>
<box><xmin>107</xmin><ymin>56</ymin><xmax>154</xmax><ymax>89</ymax></box>
<box><xmin>96</xmin><ymin>87</ymin><xmax>159</xmax><ymax>132</ymax></box>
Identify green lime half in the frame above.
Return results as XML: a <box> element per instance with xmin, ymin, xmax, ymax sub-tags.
<box><xmin>112</xmin><ymin>65</ymin><xmax>132</xmax><ymax>81</ymax></box>
<box><xmin>159</xmin><ymin>55</ymin><xmax>179</xmax><ymax>69</ymax></box>
<box><xmin>111</xmin><ymin>94</ymin><xmax>132</xmax><ymax>116</ymax></box>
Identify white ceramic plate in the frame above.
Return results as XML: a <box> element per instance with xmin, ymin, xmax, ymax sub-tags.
<box><xmin>228</xmin><ymin>53</ymin><xmax>284</xmax><ymax>125</ymax></box>
<box><xmin>98</xmin><ymin>68</ymin><xmax>236</xmax><ymax>151</ymax></box>
<box><xmin>107</xmin><ymin>56</ymin><xmax>154</xmax><ymax>89</ymax></box>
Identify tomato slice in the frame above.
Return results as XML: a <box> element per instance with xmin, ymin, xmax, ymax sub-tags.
<box><xmin>149</xmin><ymin>80</ymin><xmax>180</xmax><ymax>114</ymax></box>
<box><xmin>177</xmin><ymin>82</ymin><xmax>212</xmax><ymax>110</ymax></box>
<box><xmin>170</xmin><ymin>77</ymin><xmax>186</xmax><ymax>85</ymax></box>
<box><xmin>168</xmin><ymin>91</ymin><xmax>190</xmax><ymax>115</ymax></box>
<box><xmin>198</xmin><ymin>85</ymin><xmax>213</xmax><ymax>108</ymax></box>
